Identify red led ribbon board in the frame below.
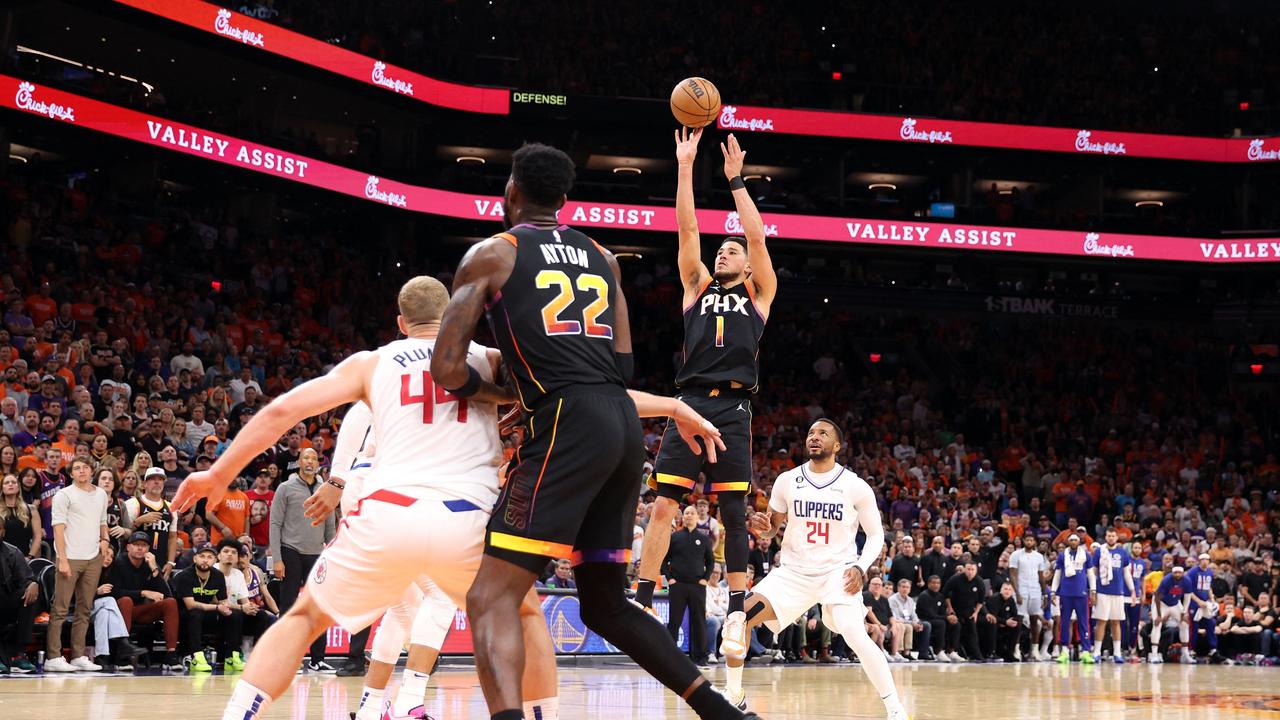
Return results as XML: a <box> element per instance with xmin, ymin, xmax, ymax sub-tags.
<box><xmin>5</xmin><ymin>75</ymin><xmax>1278</xmax><ymax>264</ymax></box>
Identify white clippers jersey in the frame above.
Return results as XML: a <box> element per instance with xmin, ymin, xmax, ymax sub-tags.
<box><xmin>769</xmin><ymin>463</ymin><xmax>875</xmax><ymax>574</ymax></box>
<box><xmin>331</xmin><ymin>401</ymin><xmax>375</xmax><ymax>479</ymax></box>
<box><xmin>366</xmin><ymin>337</ymin><xmax>501</xmax><ymax>506</ymax></box>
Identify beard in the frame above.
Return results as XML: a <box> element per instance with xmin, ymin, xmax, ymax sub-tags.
<box><xmin>807</xmin><ymin>447</ymin><xmax>832</xmax><ymax>461</ymax></box>
<box><xmin>713</xmin><ymin>268</ymin><xmax>745</xmax><ymax>284</ymax></box>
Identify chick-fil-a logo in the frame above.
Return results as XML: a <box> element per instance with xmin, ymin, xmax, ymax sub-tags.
<box><xmin>371</xmin><ymin>62</ymin><xmax>414</xmax><ymax>97</ymax></box>
<box><xmin>15</xmin><ymin>82</ymin><xmax>75</xmax><ymax>122</ymax></box>
<box><xmin>365</xmin><ymin>176</ymin><xmax>407</xmax><ymax>207</ymax></box>
<box><xmin>899</xmin><ymin>118</ymin><xmax>953</xmax><ymax>144</ymax></box>
<box><xmin>724</xmin><ymin>211</ymin><xmax>779</xmax><ymax>237</ymax></box>
<box><xmin>214</xmin><ymin>8</ymin><xmax>265</xmax><ymax>47</ymax></box>
<box><xmin>1082</xmin><ymin>232</ymin><xmax>1134</xmax><ymax>257</ymax></box>
<box><xmin>1247</xmin><ymin>139</ymin><xmax>1280</xmax><ymax>162</ymax></box>
<box><xmin>719</xmin><ymin>106</ymin><xmax>775</xmax><ymax>132</ymax></box>
<box><xmin>1075</xmin><ymin>130</ymin><xmax>1127</xmax><ymax>156</ymax></box>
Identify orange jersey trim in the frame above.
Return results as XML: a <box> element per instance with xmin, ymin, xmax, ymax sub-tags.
<box><xmin>489</xmin><ymin>532</ymin><xmax>573</xmax><ymax>559</ymax></box>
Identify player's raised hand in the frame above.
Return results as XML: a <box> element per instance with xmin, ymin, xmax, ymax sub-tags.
<box><xmin>675</xmin><ymin>126</ymin><xmax>703</xmax><ymax>166</ymax></box>
<box><xmin>672</xmin><ymin>399</ymin><xmax>725</xmax><ymax>463</ymax></box>
<box><xmin>497</xmin><ymin>405</ymin><xmax>524</xmax><ymax>438</ymax></box>
<box><xmin>721</xmin><ymin>133</ymin><xmax>746</xmax><ymax>179</ymax></box>
<box><xmin>172</xmin><ymin>470</ymin><xmax>226</xmax><ymax>514</ymax></box>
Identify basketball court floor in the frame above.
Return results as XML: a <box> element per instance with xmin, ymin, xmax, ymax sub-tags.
<box><xmin>2</xmin><ymin>662</ymin><xmax>1277</xmax><ymax>719</ymax></box>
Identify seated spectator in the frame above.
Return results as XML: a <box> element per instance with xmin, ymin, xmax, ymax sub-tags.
<box><xmin>172</xmin><ymin>542</ymin><xmax>244</xmax><ymax>673</ymax></box>
<box><xmin>216</xmin><ymin>538</ymin><xmax>272</xmax><ymax>652</ymax></box>
<box><xmin>983</xmin><ymin>581</ymin><xmax>1020</xmax><ymax>663</ymax></box>
<box><xmin>916</xmin><ymin>574</ymin><xmax>952</xmax><ymax>661</ymax></box>
<box><xmin>862</xmin><ymin>576</ymin><xmax>893</xmax><ymax>659</ymax></box>
<box><xmin>1</xmin><ymin>473</ymin><xmax>42</xmax><ymax>559</ymax></box>
<box><xmin>110</xmin><ymin>531</ymin><xmax>182</xmax><ymax>670</ymax></box>
<box><xmin>0</xmin><ymin>520</ymin><xmax>39</xmax><ymax>673</ymax></box>
<box><xmin>544</xmin><ymin>558</ymin><xmax>576</xmax><ymax>590</ymax></box>
<box><xmin>90</xmin><ymin>545</ymin><xmax>147</xmax><ymax>670</ymax></box>
<box><xmin>705</xmin><ymin>564</ymin><xmax>728</xmax><ymax>664</ymax></box>
<box><xmin>889</xmin><ymin>578</ymin><xmax>931</xmax><ymax>661</ymax></box>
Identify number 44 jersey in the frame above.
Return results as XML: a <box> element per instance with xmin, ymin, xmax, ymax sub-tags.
<box><xmin>769</xmin><ymin>463</ymin><xmax>877</xmax><ymax>574</ymax></box>
<box><xmin>367</xmin><ymin>336</ymin><xmax>501</xmax><ymax>506</ymax></box>
<box><xmin>485</xmin><ymin>224</ymin><xmax>625</xmax><ymax>411</ymax></box>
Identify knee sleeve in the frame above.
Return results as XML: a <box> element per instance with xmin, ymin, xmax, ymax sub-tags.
<box><xmin>409</xmin><ymin>594</ymin><xmax>457</xmax><ymax>651</ymax></box>
<box><xmin>370</xmin><ymin>586</ymin><xmax>421</xmax><ymax>664</ymax></box>
<box><xmin>719</xmin><ymin>493</ymin><xmax>748</xmax><ymax>573</ymax></box>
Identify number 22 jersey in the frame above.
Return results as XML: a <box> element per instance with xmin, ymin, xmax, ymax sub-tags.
<box><xmin>769</xmin><ymin>463</ymin><xmax>876</xmax><ymax>574</ymax></box>
<box><xmin>485</xmin><ymin>224</ymin><xmax>625</xmax><ymax>410</ymax></box>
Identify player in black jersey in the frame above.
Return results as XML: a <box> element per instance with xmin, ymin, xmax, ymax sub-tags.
<box><xmin>431</xmin><ymin>143</ymin><xmax>761</xmax><ymax>720</ymax></box>
<box><xmin>633</xmin><ymin>128</ymin><xmax>777</xmax><ymax>664</ymax></box>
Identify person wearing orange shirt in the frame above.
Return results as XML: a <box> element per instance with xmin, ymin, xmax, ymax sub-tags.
<box><xmin>206</xmin><ymin>478</ymin><xmax>251</xmax><ymax>544</ymax></box>
<box><xmin>1052</xmin><ymin>476</ymin><xmax>1075</xmax><ymax>528</ymax></box>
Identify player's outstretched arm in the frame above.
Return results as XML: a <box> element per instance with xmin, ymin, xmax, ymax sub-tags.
<box><xmin>721</xmin><ymin>133</ymin><xmax>776</xmax><ymax>314</ymax></box>
<box><xmin>432</xmin><ymin>238</ymin><xmax>517</xmax><ymax>406</ymax></box>
<box><xmin>173</xmin><ymin>352</ymin><xmax>377</xmax><ymax>512</ymax></box>
<box><xmin>675</xmin><ymin>127</ymin><xmax>711</xmax><ymax>301</ymax></box>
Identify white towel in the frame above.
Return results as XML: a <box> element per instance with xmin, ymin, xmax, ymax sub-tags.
<box><xmin>1064</xmin><ymin>547</ymin><xmax>1089</xmax><ymax>578</ymax></box>
<box><xmin>1099</xmin><ymin>548</ymin><xmax>1115</xmax><ymax>586</ymax></box>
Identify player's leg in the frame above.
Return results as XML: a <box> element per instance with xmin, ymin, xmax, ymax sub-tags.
<box><xmin>221</xmin><ymin>593</ymin><xmax>334</xmax><ymax>720</ymax></box>
<box><xmin>354</xmin><ymin>587</ymin><xmax>418</xmax><ymax>720</ymax></box>
<box><xmin>636</xmin><ymin>419</ymin><xmax>701</xmax><ymax>609</ymax></box>
<box><xmin>388</xmin><ymin>583</ymin><xmax>456</xmax><ymax>719</ymax></box>
<box><xmin>826</xmin><ymin>602</ymin><xmax>908</xmax><ymax>719</ymax></box>
<box><xmin>724</xmin><ymin>593</ymin><xmax>778</xmax><ymax>703</ymax></box>
<box><xmin>467</xmin><ymin>554</ymin><xmax>539</xmax><ymax>717</ymax></box>
<box><xmin>703</xmin><ymin>400</ymin><xmax>753</xmax><ymax>657</ymax></box>
<box><xmin>519</xmin><ymin>586</ymin><xmax>559</xmax><ymax>720</ymax></box>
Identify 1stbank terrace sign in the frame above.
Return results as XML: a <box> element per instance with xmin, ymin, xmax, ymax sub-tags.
<box><xmin>14</xmin><ymin>82</ymin><xmax>75</xmax><ymax>122</ymax></box>
<box><xmin>213</xmin><ymin>8</ymin><xmax>264</xmax><ymax>46</ymax></box>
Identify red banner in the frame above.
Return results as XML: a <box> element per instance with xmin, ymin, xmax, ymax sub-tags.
<box><xmin>112</xmin><ymin>0</ymin><xmax>508</xmax><ymax>115</ymax></box>
<box><xmin>716</xmin><ymin>105</ymin><xmax>1276</xmax><ymax>164</ymax></box>
<box><xmin>5</xmin><ymin>75</ymin><xmax>1278</xmax><ymax>264</ymax></box>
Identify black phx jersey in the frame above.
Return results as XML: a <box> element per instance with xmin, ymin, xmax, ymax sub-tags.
<box><xmin>676</xmin><ymin>278</ymin><xmax>765</xmax><ymax>391</ymax></box>
<box><xmin>486</xmin><ymin>223</ymin><xmax>625</xmax><ymax>410</ymax></box>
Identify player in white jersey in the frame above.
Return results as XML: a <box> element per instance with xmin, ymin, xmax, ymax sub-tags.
<box><xmin>173</xmin><ymin>276</ymin><xmax>724</xmax><ymax>720</ymax></box>
<box><xmin>720</xmin><ymin>419</ymin><xmax>908</xmax><ymax>720</ymax></box>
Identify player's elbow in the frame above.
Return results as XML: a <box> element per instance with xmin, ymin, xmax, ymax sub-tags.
<box><xmin>429</xmin><ymin>352</ymin><xmax>464</xmax><ymax>388</ymax></box>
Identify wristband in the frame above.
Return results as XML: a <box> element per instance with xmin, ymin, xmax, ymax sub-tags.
<box><xmin>446</xmin><ymin>365</ymin><xmax>482</xmax><ymax>399</ymax></box>
<box><xmin>325</xmin><ymin>478</ymin><xmax>345</xmax><ymax>491</ymax></box>
<box><xmin>729</xmin><ymin>175</ymin><xmax>746</xmax><ymax>191</ymax></box>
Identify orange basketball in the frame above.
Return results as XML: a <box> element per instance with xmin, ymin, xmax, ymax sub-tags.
<box><xmin>670</xmin><ymin>77</ymin><xmax>721</xmax><ymax>128</ymax></box>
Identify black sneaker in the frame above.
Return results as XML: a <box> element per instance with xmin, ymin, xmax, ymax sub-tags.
<box><xmin>163</xmin><ymin>652</ymin><xmax>185</xmax><ymax>672</ymax></box>
<box><xmin>9</xmin><ymin>657</ymin><xmax>35</xmax><ymax>674</ymax></box>
<box><xmin>334</xmin><ymin>659</ymin><xmax>366</xmax><ymax>677</ymax></box>
<box><xmin>306</xmin><ymin>660</ymin><xmax>337</xmax><ymax>673</ymax></box>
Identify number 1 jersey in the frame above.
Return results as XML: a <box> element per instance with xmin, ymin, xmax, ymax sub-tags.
<box><xmin>486</xmin><ymin>224</ymin><xmax>625</xmax><ymax>410</ymax></box>
<box><xmin>367</xmin><ymin>336</ymin><xmax>501</xmax><ymax>505</ymax></box>
<box><xmin>769</xmin><ymin>463</ymin><xmax>875</xmax><ymax>574</ymax></box>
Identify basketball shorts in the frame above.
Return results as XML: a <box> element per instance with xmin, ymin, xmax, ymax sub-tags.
<box><xmin>1156</xmin><ymin>602</ymin><xmax>1186</xmax><ymax>623</ymax></box>
<box><xmin>306</xmin><ymin>482</ymin><xmax>489</xmax><ymax>633</ymax></box>
<box><xmin>1094</xmin><ymin>593</ymin><xmax>1127</xmax><ymax>621</ymax></box>
<box><xmin>486</xmin><ymin>384</ymin><xmax>646</xmax><ymax>574</ymax></box>
<box><xmin>751</xmin><ymin>563</ymin><xmax>863</xmax><ymax>636</ymax></box>
<box><xmin>1016</xmin><ymin>589</ymin><xmax>1044</xmax><ymax>620</ymax></box>
<box><xmin>651</xmin><ymin>388</ymin><xmax>753</xmax><ymax>501</ymax></box>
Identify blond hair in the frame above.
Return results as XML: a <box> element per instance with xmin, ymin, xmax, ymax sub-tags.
<box><xmin>0</xmin><ymin>474</ymin><xmax>31</xmax><ymax>527</ymax></box>
<box><xmin>398</xmin><ymin>276</ymin><xmax>450</xmax><ymax>328</ymax></box>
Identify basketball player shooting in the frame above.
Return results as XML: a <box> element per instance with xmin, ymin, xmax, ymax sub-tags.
<box><xmin>634</xmin><ymin>127</ymin><xmax>777</xmax><ymax>664</ymax></box>
<box><xmin>170</xmin><ymin>277</ymin><xmax>560</xmax><ymax>720</ymax></box>
<box><xmin>721</xmin><ymin>419</ymin><xmax>910</xmax><ymax>720</ymax></box>
<box><xmin>430</xmin><ymin>142</ymin><xmax>759</xmax><ymax>720</ymax></box>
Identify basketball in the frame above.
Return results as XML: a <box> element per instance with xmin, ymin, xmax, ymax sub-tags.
<box><xmin>670</xmin><ymin>77</ymin><xmax>721</xmax><ymax>128</ymax></box>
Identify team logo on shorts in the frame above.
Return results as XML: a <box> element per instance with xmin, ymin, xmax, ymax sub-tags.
<box><xmin>313</xmin><ymin>558</ymin><xmax>328</xmax><ymax>584</ymax></box>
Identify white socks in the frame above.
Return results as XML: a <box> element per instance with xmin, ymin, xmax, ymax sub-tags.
<box><xmin>393</xmin><ymin>670</ymin><xmax>430</xmax><ymax>716</ymax></box>
<box><xmin>524</xmin><ymin>697</ymin><xmax>559</xmax><ymax>720</ymax></box>
<box><xmin>725</xmin><ymin>660</ymin><xmax>745</xmax><ymax>694</ymax></box>
<box><xmin>222</xmin><ymin>681</ymin><xmax>272</xmax><ymax>720</ymax></box>
<box><xmin>1112</xmin><ymin>639</ymin><xmax>1121</xmax><ymax>657</ymax></box>
<box><xmin>830</xmin><ymin>604</ymin><xmax>898</xmax><ymax>706</ymax></box>
<box><xmin>355</xmin><ymin>685</ymin><xmax>385</xmax><ymax>720</ymax></box>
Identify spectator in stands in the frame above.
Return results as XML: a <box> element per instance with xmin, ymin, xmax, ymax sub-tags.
<box><xmin>237</xmin><ymin>541</ymin><xmax>278</xmax><ymax>641</ymax></box>
<box><xmin>916</xmin><ymin>574</ymin><xmax>951</xmax><ymax>661</ymax></box>
<box><xmin>125</xmin><ymin>467</ymin><xmax>178</xmax><ymax>578</ymax></box>
<box><xmin>110</xmin><ymin>531</ymin><xmax>182</xmax><ymax>670</ymax></box>
<box><xmin>94</xmin><ymin>468</ymin><xmax>133</xmax><ymax>553</ymax></box>
<box><xmin>172</xmin><ymin>542</ymin><xmax>243</xmax><ymax>673</ymax></box>
<box><xmin>0</xmin><ymin>518</ymin><xmax>39</xmax><ymax>673</ymax></box>
<box><xmin>175</xmin><ymin>526</ymin><xmax>210</xmax><ymax>571</ymax></box>
<box><xmin>889</xmin><ymin>536</ymin><xmax>924</xmax><ymax>596</ymax></box>
<box><xmin>705</xmin><ymin>563</ymin><xmax>728</xmax><ymax>664</ymax></box>
<box><xmin>269</xmin><ymin>447</ymin><xmax>335</xmax><ymax>672</ymax></box>
<box><xmin>244</xmin><ymin>468</ymin><xmax>274</xmax><ymax>549</ymax></box>
<box><xmin>983</xmin><ymin>582</ymin><xmax>1021</xmax><ymax>662</ymax></box>
<box><xmin>1</xmin><ymin>473</ymin><xmax>42</xmax><ymax>559</ymax></box>
<box><xmin>863</xmin><ymin>575</ymin><xmax>895</xmax><ymax>660</ymax></box>
<box><xmin>44</xmin><ymin>457</ymin><xmax>109</xmax><ymax>672</ymax></box>
<box><xmin>889</xmin><ymin>578</ymin><xmax>930</xmax><ymax>661</ymax></box>
<box><xmin>90</xmin><ymin>545</ymin><xmax>147</xmax><ymax>670</ymax></box>
<box><xmin>207</xmin><ymin>477</ymin><xmax>250</xmax><ymax>544</ymax></box>
<box><xmin>544</xmin><ymin>558</ymin><xmax>577</xmax><ymax>590</ymax></box>
<box><xmin>943</xmin><ymin>560</ymin><xmax>986</xmax><ymax>662</ymax></box>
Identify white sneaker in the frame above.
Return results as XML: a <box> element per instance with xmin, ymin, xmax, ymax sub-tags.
<box><xmin>718</xmin><ymin>686</ymin><xmax>747</xmax><ymax>711</ymax></box>
<box><xmin>44</xmin><ymin>656</ymin><xmax>77</xmax><ymax>673</ymax></box>
<box><xmin>706</xmin><ymin>655</ymin><xmax>720</xmax><ymax>665</ymax></box>
<box><xmin>883</xmin><ymin>650</ymin><xmax>897</xmax><ymax>663</ymax></box>
<box><xmin>886</xmin><ymin>702</ymin><xmax>911</xmax><ymax>720</ymax></box>
<box><xmin>1148</xmin><ymin>651</ymin><xmax>1163</xmax><ymax>664</ymax></box>
<box><xmin>948</xmin><ymin>651</ymin><xmax>963</xmax><ymax>663</ymax></box>
<box><xmin>70</xmin><ymin>656</ymin><xmax>102</xmax><ymax>672</ymax></box>
<box><xmin>1030</xmin><ymin>648</ymin><xmax>1042</xmax><ymax>661</ymax></box>
<box><xmin>935</xmin><ymin>652</ymin><xmax>951</xmax><ymax>663</ymax></box>
<box><xmin>719</xmin><ymin>611</ymin><xmax>747</xmax><ymax>660</ymax></box>
<box><xmin>892</xmin><ymin>654</ymin><xmax>910</xmax><ymax>663</ymax></box>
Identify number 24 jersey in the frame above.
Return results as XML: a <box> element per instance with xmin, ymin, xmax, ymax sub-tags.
<box><xmin>769</xmin><ymin>463</ymin><xmax>877</xmax><ymax>574</ymax></box>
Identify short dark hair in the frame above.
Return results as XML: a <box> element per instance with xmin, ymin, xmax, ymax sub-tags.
<box><xmin>927</xmin><ymin>574</ymin><xmax>941</xmax><ymax>582</ymax></box>
<box><xmin>216</xmin><ymin>538</ymin><xmax>243</xmax><ymax>555</ymax></box>
<box><xmin>721</xmin><ymin>236</ymin><xmax>748</xmax><ymax>254</ymax></box>
<box><xmin>812</xmin><ymin>418</ymin><xmax>844</xmax><ymax>443</ymax></box>
<box><xmin>512</xmin><ymin>143</ymin><xmax>575</xmax><ymax>207</ymax></box>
